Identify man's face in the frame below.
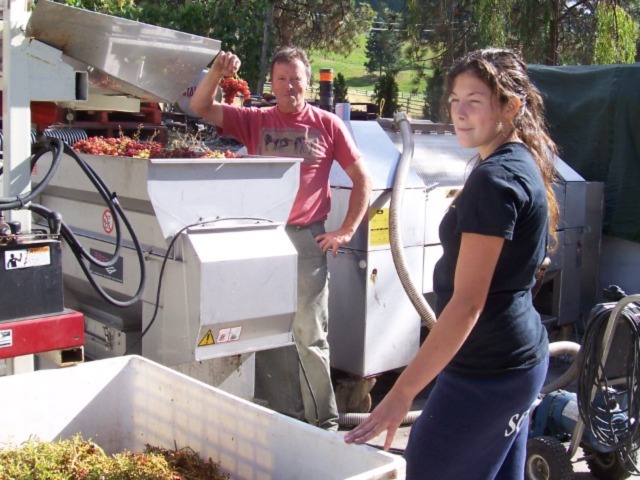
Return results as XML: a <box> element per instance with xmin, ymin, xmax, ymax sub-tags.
<box><xmin>271</xmin><ymin>59</ymin><xmax>309</xmax><ymax>114</ymax></box>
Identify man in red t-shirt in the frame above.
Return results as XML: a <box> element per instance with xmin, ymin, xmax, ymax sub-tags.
<box><xmin>191</xmin><ymin>46</ymin><xmax>372</xmax><ymax>430</ymax></box>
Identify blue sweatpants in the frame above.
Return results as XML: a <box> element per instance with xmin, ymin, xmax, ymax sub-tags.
<box><xmin>404</xmin><ymin>357</ymin><xmax>548</xmax><ymax>480</ymax></box>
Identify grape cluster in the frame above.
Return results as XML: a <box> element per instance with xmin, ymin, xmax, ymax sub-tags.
<box><xmin>72</xmin><ymin>136</ymin><xmax>161</xmax><ymax>158</ymax></box>
<box><xmin>72</xmin><ymin>136</ymin><xmax>240</xmax><ymax>159</ymax></box>
<box><xmin>220</xmin><ymin>76</ymin><xmax>251</xmax><ymax>105</ymax></box>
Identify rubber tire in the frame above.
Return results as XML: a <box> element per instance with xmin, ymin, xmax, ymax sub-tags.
<box><xmin>584</xmin><ymin>447</ymin><xmax>635</xmax><ymax>480</ymax></box>
<box><xmin>525</xmin><ymin>436</ymin><xmax>573</xmax><ymax>480</ymax></box>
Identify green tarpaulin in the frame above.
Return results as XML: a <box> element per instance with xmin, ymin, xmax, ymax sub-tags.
<box><xmin>528</xmin><ymin>64</ymin><xmax>640</xmax><ymax>243</ymax></box>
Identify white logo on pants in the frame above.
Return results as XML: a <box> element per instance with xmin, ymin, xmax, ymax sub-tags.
<box><xmin>505</xmin><ymin>409</ymin><xmax>529</xmax><ymax>437</ymax></box>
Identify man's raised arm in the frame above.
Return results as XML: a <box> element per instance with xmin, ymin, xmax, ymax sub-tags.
<box><xmin>189</xmin><ymin>50</ymin><xmax>241</xmax><ymax>127</ymax></box>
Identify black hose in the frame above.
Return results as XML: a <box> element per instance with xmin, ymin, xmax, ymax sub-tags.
<box><xmin>0</xmin><ymin>137</ymin><xmax>65</xmax><ymax>209</ymax></box>
<box><xmin>2</xmin><ymin>136</ymin><xmax>147</xmax><ymax>308</ymax></box>
<box><xmin>577</xmin><ymin>292</ymin><xmax>640</xmax><ymax>475</ymax></box>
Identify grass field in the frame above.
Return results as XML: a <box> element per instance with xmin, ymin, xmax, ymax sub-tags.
<box><xmin>309</xmin><ymin>34</ymin><xmax>427</xmax><ymax>95</ymax></box>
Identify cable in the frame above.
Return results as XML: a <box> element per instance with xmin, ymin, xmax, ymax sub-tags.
<box><xmin>1</xmin><ymin>136</ymin><xmax>146</xmax><ymax>308</ymax></box>
<box><xmin>577</xmin><ymin>291</ymin><xmax>640</xmax><ymax>475</ymax></box>
<box><xmin>1</xmin><ymin>136</ymin><xmax>65</xmax><ymax>208</ymax></box>
<box><xmin>40</xmin><ymin>140</ymin><xmax>145</xmax><ymax>306</ymax></box>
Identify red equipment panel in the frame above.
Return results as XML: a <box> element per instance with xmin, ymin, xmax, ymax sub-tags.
<box><xmin>0</xmin><ymin>310</ymin><xmax>84</xmax><ymax>359</ymax></box>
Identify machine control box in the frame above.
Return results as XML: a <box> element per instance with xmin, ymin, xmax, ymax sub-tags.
<box><xmin>0</xmin><ymin>237</ymin><xmax>64</xmax><ymax>322</ymax></box>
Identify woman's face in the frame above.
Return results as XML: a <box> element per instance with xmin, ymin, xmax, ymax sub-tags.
<box><xmin>271</xmin><ymin>59</ymin><xmax>309</xmax><ymax>114</ymax></box>
<box><xmin>449</xmin><ymin>71</ymin><xmax>510</xmax><ymax>159</ymax></box>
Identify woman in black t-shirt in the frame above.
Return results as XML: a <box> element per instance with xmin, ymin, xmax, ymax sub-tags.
<box><xmin>345</xmin><ymin>48</ymin><xmax>559</xmax><ymax>480</ymax></box>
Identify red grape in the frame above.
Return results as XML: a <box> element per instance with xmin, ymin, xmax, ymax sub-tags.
<box><xmin>220</xmin><ymin>75</ymin><xmax>251</xmax><ymax>105</ymax></box>
<box><xmin>72</xmin><ymin>135</ymin><xmax>241</xmax><ymax>159</ymax></box>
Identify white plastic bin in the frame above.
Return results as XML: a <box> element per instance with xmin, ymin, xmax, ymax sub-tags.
<box><xmin>0</xmin><ymin>356</ymin><xmax>405</xmax><ymax>479</ymax></box>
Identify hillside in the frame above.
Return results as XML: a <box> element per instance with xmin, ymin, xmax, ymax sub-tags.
<box><xmin>309</xmin><ymin>34</ymin><xmax>427</xmax><ymax>94</ymax></box>
<box><xmin>308</xmin><ymin>34</ymin><xmax>429</xmax><ymax>118</ymax></box>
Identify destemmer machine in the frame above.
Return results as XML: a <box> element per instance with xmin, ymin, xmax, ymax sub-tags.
<box><xmin>3</xmin><ymin>1</ymin><xmax>302</xmax><ymax>397</ymax></box>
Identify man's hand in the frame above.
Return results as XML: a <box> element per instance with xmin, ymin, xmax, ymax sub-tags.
<box><xmin>316</xmin><ymin>159</ymin><xmax>371</xmax><ymax>258</ymax></box>
<box><xmin>212</xmin><ymin>50</ymin><xmax>241</xmax><ymax>78</ymax></box>
<box><xmin>316</xmin><ymin>228</ymin><xmax>353</xmax><ymax>258</ymax></box>
<box><xmin>190</xmin><ymin>50</ymin><xmax>241</xmax><ymax>126</ymax></box>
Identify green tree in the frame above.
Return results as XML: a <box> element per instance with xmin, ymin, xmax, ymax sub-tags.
<box><xmin>594</xmin><ymin>3</ymin><xmax>638</xmax><ymax>63</ymax></box>
<box><xmin>366</xmin><ymin>0</ymin><xmax>405</xmax><ymax>14</ymax></box>
<box><xmin>364</xmin><ymin>9</ymin><xmax>404</xmax><ymax>76</ymax></box>
<box><xmin>364</xmin><ymin>31</ymin><xmax>385</xmax><ymax>75</ymax></box>
<box><xmin>55</xmin><ymin>0</ymin><xmax>376</xmax><ymax>93</ymax></box>
<box><xmin>402</xmin><ymin>0</ymin><xmax>470</xmax><ymax>120</ymax></box>
<box><xmin>57</xmin><ymin>0</ymin><xmax>141</xmax><ymax>18</ymax></box>
<box><xmin>422</xmin><ymin>66</ymin><xmax>446</xmax><ymax>122</ymax></box>
<box><xmin>403</xmin><ymin>0</ymin><xmax>640</xmax><ymax>120</ymax></box>
<box><xmin>472</xmin><ymin>0</ymin><xmax>512</xmax><ymax>47</ymax></box>
<box><xmin>373</xmin><ymin>73</ymin><xmax>399</xmax><ymax>118</ymax></box>
<box><xmin>272</xmin><ymin>0</ymin><xmax>376</xmax><ymax>56</ymax></box>
<box><xmin>334</xmin><ymin>72</ymin><xmax>349</xmax><ymax>103</ymax></box>
<box><xmin>138</xmin><ymin>0</ymin><xmax>268</xmax><ymax>91</ymax></box>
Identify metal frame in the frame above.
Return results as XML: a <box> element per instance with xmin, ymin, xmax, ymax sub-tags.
<box><xmin>0</xmin><ymin>310</ymin><xmax>84</xmax><ymax>360</ymax></box>
<box><xmin>1</xmin><ymin>0</ymin><xmax>88</xmax><ymax>373</ymax></box>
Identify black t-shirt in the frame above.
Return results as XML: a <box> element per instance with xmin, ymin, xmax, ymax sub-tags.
<box><xmin>433</xmin><ymin>142</ymin><xmax>549</xmax><ymax>375</ymax></box>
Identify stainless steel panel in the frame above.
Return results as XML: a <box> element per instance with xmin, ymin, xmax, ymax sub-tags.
<box><xmin>194</xmin><ymin>227</ymin><xmax>296</xmax><ymax>325</ymax></box>
<box><xmin>328</xmin><ymin>247</ymin><xmax>422</xmax><ymax>377</ymax></box>
<box><xmin>330</xmin><ymin>120</ymin><xmax>425</xmax><ymax>189</ymax></box>
<box><xmin>147</xmin><ymin>157</ymin><xmax>301</xmax><ymax>240</ymax></box>
<box><xmin>141</xmin><ymin>226</ymin><xmax>297</xmax><ymax>364</ymax></box>
<box><xmin>83</xmin><ymin>315</ymin><xmax>138</xmax><ymax>360</ymax></box>
<box><xmin>32</xmin><ymin>150</ymin><xmax>302</xmax><ymax>369</ymax></box>
<box><xmin>26</xmin><ymin>0</ymin><xmax>221</xmax><ymax>103</ymax></box>
<box><xmin>327</xmin><ymin>187</ymin><xmax>427</xmax><ymax>252</ymax></box>
<box><xmin>392</xmin><ymin>131</ymin><xmax>476</xmax><ymax>187</ymax></box>
<box><xmin>422</xmin><ymin>244</ymin><xmax>443</xmax><ymax>294</ymax></box>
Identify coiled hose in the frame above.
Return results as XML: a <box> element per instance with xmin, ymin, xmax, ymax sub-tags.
<box><xmin>340</xmin><ymin>409</ymin><xmax>421</xmax><ymax>429</ymax></box>
<box><xmin>576</xmin><ymin>294</ymin><xmax>640</xmax><ymax>474</ymax></box>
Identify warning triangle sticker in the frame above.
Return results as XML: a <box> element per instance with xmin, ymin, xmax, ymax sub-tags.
<box><xmin>198</xmin><ymin>329</ymin><xmax>215</xmax><ymax>347</ymax></box>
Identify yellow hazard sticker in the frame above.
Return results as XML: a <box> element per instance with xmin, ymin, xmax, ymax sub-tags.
<box><xmin>197</xmin><ymin>329</ymin><xmax>215</xmax><ymax>347</ymax></box>
<box><xmin>369</xmin><ymin>207</ymin><xmax>390</xmax><ymax>246</ymax></box>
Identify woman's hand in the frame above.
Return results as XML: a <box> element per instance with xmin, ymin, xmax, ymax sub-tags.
<box><xmin>343</xmin><ymin>388</ymin><xmax>414</xmax><ymax>451</ymax></box>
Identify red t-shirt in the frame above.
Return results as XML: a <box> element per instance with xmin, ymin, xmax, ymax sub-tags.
<box><xmin>220</xmin><ymin>103</ymin><xmax>361</xmax><ymax>225</ymax></box>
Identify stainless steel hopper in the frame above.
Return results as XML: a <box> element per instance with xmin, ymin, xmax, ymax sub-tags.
<box><xmin>25</xmin><ymin>0</ymin><xmax>220</xmax><ymax>104</ymax></box>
